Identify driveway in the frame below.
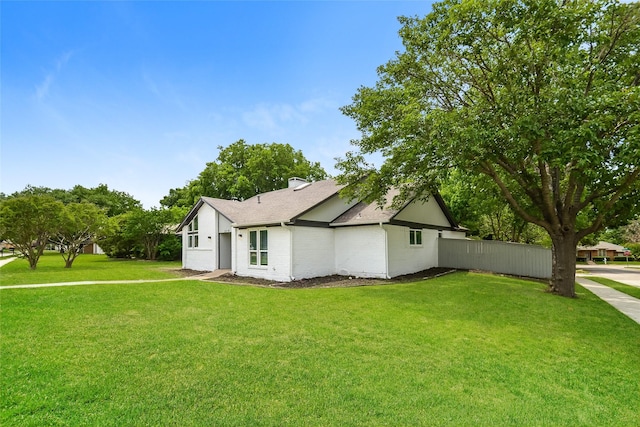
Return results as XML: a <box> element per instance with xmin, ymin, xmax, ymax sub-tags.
<box><xmin>578</xmin><ymin>264</ymin><xmax>640</xmax><ymax>288</ymax></box>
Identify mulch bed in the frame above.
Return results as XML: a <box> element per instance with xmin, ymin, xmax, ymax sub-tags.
<box><xmin>199</xmin><ymin>267</ymin><xmax>457</xmax><ymax>289</ymax></box>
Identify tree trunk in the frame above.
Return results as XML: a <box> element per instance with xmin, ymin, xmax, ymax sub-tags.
<box><xmin>550</xmin><ymin>232</ymin><xmax>577</xmax><ymax>297</ymax></box>
<box><xmin>27</xmin><ymin>248</ymin><xmax>39</xmax><ymax>270</ymax></box>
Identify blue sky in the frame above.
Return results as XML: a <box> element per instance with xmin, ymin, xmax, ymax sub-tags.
<box><xmin>2</xmin><ymin>1</ymin><xmax>435</xmax><ymax>207</ymax></box>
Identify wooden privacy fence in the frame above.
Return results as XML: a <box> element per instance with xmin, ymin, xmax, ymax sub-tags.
<box><xmin>438</xmin><ymin>239</ymin><xmax>552</xmax><ymax>279</ymax></box>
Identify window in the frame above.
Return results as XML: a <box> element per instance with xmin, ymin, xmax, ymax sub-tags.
<box><xmin>249</xmin><ymin>229</ymin><xmax>268</xmax><ymax>266</ymax></box>
<box><xmin>187</xmin><ymin>216</ymin><xmax>199</xmax><ymax>248</ymax></box>
<box><xmin>409</xmin><ymin>229</ymin><xmax>422</xmax><ymax>246</ymax></box>
<box><xmin>598</xmin><ymin>249</ymin><xmax>606</xmax><ymax>257</ymax></box>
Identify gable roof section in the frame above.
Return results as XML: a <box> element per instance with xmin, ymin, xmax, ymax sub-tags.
<box><xmin>178</xmin><ymin>180</ymin><xmax>461</xmax><ymax>231</ymax></box>
<box><xmin>178</xmin><ymin>179</ymin><xmax>345</xmax><ymax>231</ymax></box>
<box><xmin>331</xmin><ymin>189</ymin><xmax>459</xmax><ymax>230</ymax></box>
<box><xmin>176</xmin><ymin>197</ymin><xmax>242</xmax><ymax>232</ymax></box>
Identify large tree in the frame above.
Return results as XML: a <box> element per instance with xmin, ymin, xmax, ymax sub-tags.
<box><xmin>337</xmin><ymin>0</ymin><xmax>639</xmax><ymax>297</ymax></box>
<box><xmin>161</xmin><ymin>140</ymin><xmax>328</xmax><ymax>207</ymax></box>
<box><xmin>0</xmin><ymin>196</ymin><xmax>64</xmax><ymax>269</ymax></box>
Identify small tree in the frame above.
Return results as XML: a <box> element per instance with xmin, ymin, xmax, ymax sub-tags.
<box><xmin>50</xmin><ymin>203</ymin><xmax>108</xmax><ymax>268</ymax></box>
<box><xmin>11</xmin><ymin>184</ymin><xmax>141</xmax><ymax>217</ymax></box>
<box><xmin>0</xmin><ymin>195</ymin><xmax>64</xmax><ymax>269</ymax></box>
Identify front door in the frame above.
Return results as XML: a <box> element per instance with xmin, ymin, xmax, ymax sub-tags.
<box><xmin>218</xmin><ymin>233</ymin><xmax>232</xmax><ymax>269</ymax></box>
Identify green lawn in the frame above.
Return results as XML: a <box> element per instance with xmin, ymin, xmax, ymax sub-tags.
<box><xmin>1</xmin><ymin>271</ymin><xmax>638</xmax><ymax>426</ymax></box>
<box><xmin>0</xmin><ymin>253</ymin><xmax>182</xmax><ymax>286</ymax></box>
<box><xmin>587</xmin><ymin>276</ymin><xmax>640</xmax><ymax>299</ymax></box>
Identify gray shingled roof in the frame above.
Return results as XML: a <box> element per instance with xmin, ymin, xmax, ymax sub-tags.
<box><xmin>178</xmin><ymin>179</ymin><xmax>345</xmax><ymax>230</ymax></box>
<box><xmin>178</xmin><ymin>179</ymin><xmax>459</xmax><ymax>231</ymax></box>
<box><xmin>231</xmin><ymin>179</ymin><xmax>344</xmax><ymax>227</ymax></box>
<box><xmin>201</xmin><ymin>197</ymin><xmax>243</xmax><ymax>222</ymax></box>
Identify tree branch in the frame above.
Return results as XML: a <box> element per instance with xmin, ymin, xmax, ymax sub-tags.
<box><xmin>481</xmin><ymin>161</ymin><xmax>551</xmax><ymax>232</ymax></box>
<box><xmin>577</xmin><ymin>168</ymin><xmax>640</xmax><ymax>240</ymax></box>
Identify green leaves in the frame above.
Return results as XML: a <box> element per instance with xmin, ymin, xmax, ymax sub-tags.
<box><xmin>52</xmin><ymin>202</ymin><xmax>108</xmax><ymax>268</ymax></box>
<box><xmin>340</xmin><ymin>0</ymin><xmax>639</xmax><ymax>223</ymax></box>
<box><xmin>338</xmin><ymin>0</ymin><xmax>640</xmax><ymax>295</ymax></box>
<box><xmin>161</xmin><ymin>140</ymin><xmax>328</xmax><ymax>207</ymax></box>
<box><xmin>0</xmin><ymin>195</ymin><xmax>64</xmax><ymax>269</ymax></box>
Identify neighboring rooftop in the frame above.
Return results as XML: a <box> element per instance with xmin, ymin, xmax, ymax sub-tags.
<box><xmin>578</xmin><ymin>241</ymin><xmax>626</xmax><ymax>252</ymax></box>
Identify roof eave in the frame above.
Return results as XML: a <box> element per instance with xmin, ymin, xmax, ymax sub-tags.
<box><xmin>176</xmin><ymin>199</ymin><xmax>205</xmax><ymax>232</ymax></box>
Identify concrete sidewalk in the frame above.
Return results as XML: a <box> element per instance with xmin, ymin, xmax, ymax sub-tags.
<box><xmin>0</xmin><ymin>268</ymin><xmax>230</xmax><ymax>290</ymax></box>
<box><xmin>576</xmin><ymin>277</ymin><xmax>640</xmax><ymax>325</ymax></box>
<box><xmin>578</xmin><ymin>264</ymin><xmax>640</xmax><ymax>288</ymax></box>
<box><xmin>0</xmin><ymin>256</ymin><xmax>18</xmax><ymax>268</ymax></box>
<box><xmin>0</xmin><ymin>277</ymin><xmax>199</xmax><ymax>290</ymax></box>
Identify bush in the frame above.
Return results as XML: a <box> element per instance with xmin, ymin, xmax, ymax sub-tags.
<box><xmin>614</xmin><ymin>256</ymin><xmax>637</xmax><ymax>262</ymax></box>
<box><xmin>576</xmin><ymin>257</ymin><xmax>588</xmax><ymax>263</ymax></box>
<box><xmin>157</xmin><ymin>235</ymin><xmax>182</xmax><ymax>261</ymax></box>
<box><xmin>591</xmin><ymin>257</ymin><xmax>610</xmax><ymax>263</ymax></box>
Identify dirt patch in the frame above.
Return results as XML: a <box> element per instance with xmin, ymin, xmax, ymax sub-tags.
<box><xmin>205</xmin><ymin>267</ymin><xmax>457</xmax><ymax>289</ymax></box>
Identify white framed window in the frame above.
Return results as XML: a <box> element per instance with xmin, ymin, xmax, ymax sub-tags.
<box><xmin>409</xmin><ymin>229</ymin><xmax>422</xmax><ymax>246</ymax></box>
<box><xmin>187</xmin><ymin>215</ymin><xmax>199</xmax><ymax>248</ymax></box>
<box><xmin>249</xmin><ymin>229</ymin><xmax>268</xmax><ymax>266</ymax></box>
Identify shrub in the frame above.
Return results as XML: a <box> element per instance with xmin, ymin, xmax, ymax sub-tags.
<box><xmin>157</xmin><ymin>235</ymin><xmax>182</xmax><ymax>261</ymax></box>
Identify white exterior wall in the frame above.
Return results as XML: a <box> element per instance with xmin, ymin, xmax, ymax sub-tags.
<box><xmin>291</xmin><ymin>226</ymin><xmax>335</xmax><ymax>279</ymax></box>
<box><xmin>234</xmin><ymin>226</ymin><xmax>293</xmax><ymax>282</ymax></box>
<box><xmin>394</xmin><ymin>197</ymin><xmax>451</xmax><ymax>228</ymax></box>
<box><xmin>218</xmin><ymin>215</ymin><xmax>232</xmax><ymax>233</ymax></box>
<box><xmin>334</xmin><ymin>225</ymin><xmax>388</xmax><ymax>278</ymax></box>
<box><xmin>298</xmin><ymin>196</ymin><xmax>359</xmax><ymax>222</ymax></box>
<box><xmin>182</xmin><ymin>204</ymin><xmax>217</xmax><ymax>271</ymax></box>
<box><xmin>387</xmin><ymin>227</ymin><xmax>439</xmax><ymax>278</ymax></box>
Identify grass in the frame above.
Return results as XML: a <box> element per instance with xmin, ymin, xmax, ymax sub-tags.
<box><xmin>1</xmin><ymin>270</ymin><xmax>639</xmax><ymax>426</ymax></box>
<box><xmin>0</xmin><ymin>252</ymin><xmax>182</xmax><ymax>286</ymax></box>
<box><xmin>587</xmin><ymin>276</ymin><xmax>640</xmax><ymax>299</ymax></box>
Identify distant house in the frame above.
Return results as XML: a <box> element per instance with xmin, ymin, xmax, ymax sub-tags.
<box><xmin>577</xmin><ymin>241</ymin><xmax>626</xmax><ymax>260</ymax></box>
<box><xmin>82</xmin><ymin>241</ymin><xmax>105</xmax><ymax>255</ymax></box>
<box><xmin>0</xmin><ymin>241</ymin><xmax>15</xmax><ymax>255</ymax></box>
<box><xmin>176</xmin><ymin>178</ymin><xmax>466</xmax><ymax>282</ymax></box>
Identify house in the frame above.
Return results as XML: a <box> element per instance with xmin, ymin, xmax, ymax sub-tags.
<box><xmin>82</xmin><ymin>241</ymin><xmax>105</xmax><ymax>255</ymax></box>
<box><xmin>0</xmin><ymin>241</ymin><xmax>15</xmax><ymax>256</ymax></box>
<box><xmin>176</xmin><ymin>178</ymin><xmax>466</xmax><ymax>281</ymax></box>
<box><xmin>577</xmin><ymin>241</ymin><xmax>626</xmax><ymax>260</ymax></box>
